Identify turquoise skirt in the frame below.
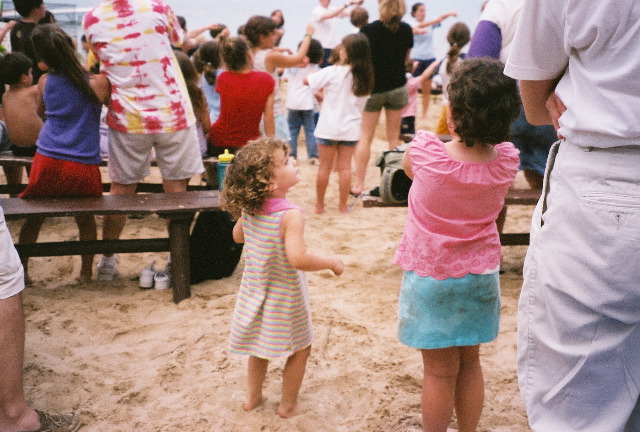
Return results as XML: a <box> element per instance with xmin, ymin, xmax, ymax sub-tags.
<box><xmin>398</xmin><ymin>270</ymin><xmax>500</xmax><ymax>349</ymax></box>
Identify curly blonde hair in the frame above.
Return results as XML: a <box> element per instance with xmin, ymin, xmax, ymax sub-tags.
<box><xmin>222</xmin><ymin>137</ymin><xmax>290</xmax><ymax>219</ymax></box>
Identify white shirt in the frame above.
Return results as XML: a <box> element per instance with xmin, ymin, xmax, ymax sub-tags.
<box><xmin>311</xmin><ymin>5</ymin><xmax>341</xmax><ymax>49</ymax></box>
<box><xmin>307</xmin><ymin>65</ymin><xmax>367</xmax><ymax>141</ymax></box>
<box><xmin>505</xmin><ymin>0</ymin><xmax>640</xmax><ymax>147</ymax></box>
<box><xmin>479</xmin><ymin>0</ymin><xmax>523</xmax><ymax>64</ymax></box>
<box><xmin>285</xmin><ymin>64</ymin><xmax>320</xmax><ymax>111</ymax></box>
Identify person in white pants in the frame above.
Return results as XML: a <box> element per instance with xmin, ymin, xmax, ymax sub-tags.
<box><xmin>504</xmin><ymin>0</ymin><xmax>640</xmax><ymax>431</ymax></box>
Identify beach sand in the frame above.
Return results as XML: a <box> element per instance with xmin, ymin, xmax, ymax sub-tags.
<box><xmin>3</xmin><ymin>95</ymin><xmax>533</xmax><ymax>431</ymax></box>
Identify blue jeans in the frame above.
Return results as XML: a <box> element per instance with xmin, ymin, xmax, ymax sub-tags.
<box><xmin>287</xmin><ymin>109</ymin><xmax>317</xmax><ymax>159</ymax></box>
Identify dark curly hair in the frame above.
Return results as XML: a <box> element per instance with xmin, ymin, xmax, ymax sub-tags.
<box><xmin>222</xmin><ymin>137</ymin><xmax>290</xmax><ymax>219</ymax></box>
<box><xmin>447</xmin><ymin>57</ymin><xmax>520</xmax><ymax>147</ymax></box>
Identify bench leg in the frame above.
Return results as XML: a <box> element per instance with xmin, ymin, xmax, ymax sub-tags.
<box><xmin>167</xmin><ymin>215</ymin><xmax>195</xmax><ymax>303</ymax></box>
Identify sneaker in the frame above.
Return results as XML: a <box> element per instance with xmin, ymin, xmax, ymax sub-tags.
<box><xmin>96</xmin><ymin>255</ymin><xmax>117</xmax><ymax>282</ymax></box>
<box><xmin>154</xmin><ymin>269</ymin><xmax>170</xmax><ymax>290</ymax></box>
<box><xmin>139</xmin><ymin>261</ymin><xmax>156</xmax><ymax>289</ymax></box>
<box><xmin>28</xmin><ymin>410</ymin><xmax>82</xmax><ymax>432</ymax></box>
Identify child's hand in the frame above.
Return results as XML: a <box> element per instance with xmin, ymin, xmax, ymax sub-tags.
<box><xmin>305</xmin><ymin>24</ymin><xmax>315</xmax><ymax>36</ymax></box>
<box><xmin>331</xmin><ymin>258</ymin><xmax>344</xmax><ymax>276</ymax></box>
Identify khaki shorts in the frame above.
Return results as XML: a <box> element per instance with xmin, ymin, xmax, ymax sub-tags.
<box><xmin>364</xmin><ymin>86</ymin><xmax>409</xmax><ymax>112</ymax></box>
<box><xmin>0</xmin><ymin>208</ymin><xmax>24</xmax><ymax>300</ymax></box>
<box><xmin>108</xmin><ymin>125</ymin><xmax>204</xmax><ymax>184</ymax></box>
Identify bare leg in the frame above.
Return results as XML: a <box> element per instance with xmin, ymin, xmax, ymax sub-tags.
<box><xmin>278</xmin><ymin>346</ymin><xmax>311</xmax><ymax>418</ymax></box>
<box><xmin>316</xmin><ymin>144</ymin><xmax>337</xmax><ymax>214</ymax></box>
<box><xmin>353</xmin><ymin>111</ymin><xmax>381</xmax><ymax>195</ymax></box>
<box><xmin>162</xmin><ymin>178</ymin><xmax>189</xmax><ymax>194</ymax></box>
<box><xmin>336</xmin><ymin>145</ymin><xmax>356</xmax><ymax>213</ymax></box>
<box><xmin>18</xmin><ymin>216</ymin><xmax>45</xmax><ymax>284</ymax></box>
<box><xmin>384</xmin><ymin>108</ymin><xmax>404</xmax><ymax>150</ymax></box>
<box><xmin>244</xmin><ymin>355</ymin><xmax>269</xmax><ymax>411</ymax></box>
<box><xmin>454</xmin><ymin>345</ymin><xmax>484</xmax><ymax>432</ymax></box>
<box><xmin>421</xmin><ymin>78</ymin><xmax>433</xmax><ymax>120</ymax></box>
<box><xmin>523</xmin><ymin>169</ymin><xmax>544</xmax><ymax>190</ymax></box>
<box><xmin>421</xmin><ymin>348</ymin><xmax>459</xmax><ymax>432</ymax></box>
<box><xmin>102</xmin><ymin>182</ymin><xmax>137</xmax><ymax>247</ymax></box>
<box><xmin>75</xmin><ymin>214</ymin><xmax>97</xmax><ymax>282</ymax></box>
<box><xmin>2</xmin><ymin>166</ymin><xmax>23</xmax><ymax>197</ymax></box>
<box><xmin>0</xmin><ymin>293</ymin><xmax>40</xmax><ymax>432</ymax></box>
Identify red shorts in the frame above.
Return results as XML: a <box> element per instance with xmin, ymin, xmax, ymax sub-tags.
<box><xmin>20</xmin><ymin>152</ymin><xmax>103</xmax><ymax>198</ymax></box>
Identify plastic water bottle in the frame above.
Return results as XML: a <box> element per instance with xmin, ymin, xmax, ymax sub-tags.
<box><xmin>216</xmin><ymin>149</ymin><xmax>234</xmax><ymax>191</ymax></box>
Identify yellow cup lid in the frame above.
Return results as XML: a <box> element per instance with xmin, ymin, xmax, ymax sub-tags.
<box><xmin>218</xmin><ymin>149</ymin><xmax>234</xmax><ymax>163</ymax></box>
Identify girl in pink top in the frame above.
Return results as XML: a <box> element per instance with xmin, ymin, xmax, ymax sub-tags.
<box><xmin>394</xmin><ymin>58</ymin><xmax>520</xmax><ymax>432</ymax></box>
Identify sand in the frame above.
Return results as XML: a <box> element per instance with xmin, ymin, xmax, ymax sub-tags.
<box><xmin>3</xmin><ymin>96</ymin><xmax>534</xmax><ymax>431</ymax></box>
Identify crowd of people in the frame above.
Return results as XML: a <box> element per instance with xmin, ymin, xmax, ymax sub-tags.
<box><xmin>1</xmin><ymin>0</ymin><xmax>638</xmax><ymax>430</ymax></box>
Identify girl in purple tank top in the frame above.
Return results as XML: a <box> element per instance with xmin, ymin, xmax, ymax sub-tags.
<box><xmin>18</xmin><ymin>24</ymin><xmax>111</xmax><ymax>283</ymax></box>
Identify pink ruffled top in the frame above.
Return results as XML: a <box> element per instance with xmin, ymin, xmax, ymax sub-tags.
<box><xmin>394</xmin><ymin>131</ymin><xmax>520</xmax><ymax>279</ymax></box>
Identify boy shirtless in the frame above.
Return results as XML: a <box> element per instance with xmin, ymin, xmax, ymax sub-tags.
<box><xmin>0</xmin><ymin>52</ymin><xmax>43</xmax><ymax>189</ymax></box>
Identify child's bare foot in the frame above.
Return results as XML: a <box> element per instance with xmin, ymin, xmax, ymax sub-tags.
<box><xmin>277</xmin><ymin>402</ymin><xmax>301</xmax><ymax>418</ymax></box>
<box><xmin>315</xmin><ymin>205</ymin><xmax>324</xmax><ymax>214</ymax></box>
<box><xmin>243</xmin><ymin>395</ymin><xmax>267</xmax><ymax>411</ymax></box>
<box><xmin>76</xmin><ymin>272</ymin><xmax>92</xmax><ymax>283</ymax></box>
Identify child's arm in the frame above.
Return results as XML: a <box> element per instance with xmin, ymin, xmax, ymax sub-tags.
<box><xmin>402</xmin><ymin>143</ymin><xmax>414</xmax><ymax>179</ymax></box>
<box><xmin>232</xmin><ymin>218</ymin><xmax>245</xmax><ymax>244</ymax></box>
<box><xmin>36</xmin><ymin>75</ymin><xmax>47</xmax><ymax>118</ymax></box>
<box><xmin>198</xmin><ymin>92</ymin><xmax>211</xmax><ymax>138</ymax></box>
<box><xmin>89</xmin><ymin>73</ymin><xmax>111</xmax><ymax>105</ymax></box>
<box><xmin>0</xmin><ymin>20</ymin><xmax>15</xmax><ymax>43</ymax></box>
<box><xmin>282</xmin><ymin>209</ymin><xmax>344</xmax><ymax>275</ymax></box>
<box><xmin>263</xmin><ymin>92</ymin><xmax>276</xmax><ymax>137</ymax></box>
<box><xmin>416</xmin><ymin>12</ymin><xmax>458</xmax><ymax>30</ymax></box>
<box><xmin>265</xmin><ymin>24</ymin><xmax>315</xmax><ymax>71</ymax></box>
<box><xmin>419</xmin><ymin>60</ymin><xmax>441</xmax><ymax>84</ymax></box>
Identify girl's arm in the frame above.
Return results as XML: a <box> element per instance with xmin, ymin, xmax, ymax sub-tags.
<box><xmin>282</xmin><ymin>209</ymin><xmax>344</xmax><ymax>275</ymax></box>
<box><xmin>265</xmin><ymin>24</ymin><xmax>315</xmax><ymax>72</ymax></box>
<box><xmin>36</xmin><ymin>74</ymin><xmax>48</xmax><ymax>118</ymax></box>
<box><xmin>89</xmin><ymin>73</ymin><xmax>111</xmax><ymax>105</ymax></box>
<box><xmin>318</xmin><ymin>0</ymin><xmax>362</xmax><ymax>20</ymax></box>
<box><xmin>417</xmin><ymin>12</ymin><xmax>457</xmax><ymax>29</ymax></box>
<box><xmin>402</xmin><ymin>143</ymin><xmax>414</xmax><ymax>179</ymax></box>
<box><xmin>198</xmin><ymin>92</ymin><xmax>211</xmax><ymax>136</ymax></box>
<box><xmin>232</xmin><ymin>218</ymin><xmax>245</xmax><ymax>243</ymax></box>
<box><xmin>263</xmin><ymin>92</ymin><xmax>276</xmax><ymax>136</ymax></box>
<box><xmin>0</xmin><ymin>20</ymin><xmax>15</xmax><ymax>43</ymax></box>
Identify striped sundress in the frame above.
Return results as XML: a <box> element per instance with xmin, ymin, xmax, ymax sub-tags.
<box><xmin>229</xmin><ymin>198</ymin><xmax>312</xmax><ymax>360</ymax></box>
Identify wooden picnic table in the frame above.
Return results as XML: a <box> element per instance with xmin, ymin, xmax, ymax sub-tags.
<box><xmin>0</xmin><ymin>190</ymin><xmax>221</xmax><ymax>303</ymax></box>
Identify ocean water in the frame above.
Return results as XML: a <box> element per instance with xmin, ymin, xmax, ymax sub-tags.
<box><xmin>69</xmin><ymin>0</ymin><xmax>485</xmax><ymax>57</ymax></box>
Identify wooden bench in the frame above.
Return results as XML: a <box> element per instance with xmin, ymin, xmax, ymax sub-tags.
<box><xmin>0</xmin><ymin>154</ymin><xmax>219</xmax><ymax>195</ymax></box>
<box><xmin>362</xmin><ymin>188</ymin><xmax>541</xmax><ymax>246</ymax></box>
<box><xmin>0</xmin><ymin>190</ymin><xmax>221</xmax><ymax>303</ymax></box>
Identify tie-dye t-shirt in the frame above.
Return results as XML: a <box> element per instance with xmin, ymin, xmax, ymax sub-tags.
<box><xmin>83</xmin><ymin>0</ymin><xmax>195</xmax><ymax>134</ymax></box>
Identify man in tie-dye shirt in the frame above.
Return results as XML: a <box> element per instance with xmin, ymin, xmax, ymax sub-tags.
<box><xmin>83</xmin><ymin>0</ymin><xmax>204</xmax><ymax>281</ymax></box>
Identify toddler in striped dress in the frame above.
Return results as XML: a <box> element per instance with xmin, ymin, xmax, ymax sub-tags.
<box><xmin>222</xmin><ymin>137</ymin><xmax>344</xmax><ymax>418</ymax></box>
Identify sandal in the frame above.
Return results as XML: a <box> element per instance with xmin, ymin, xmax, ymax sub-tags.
<box><xmin>19</xmin><ymin>410</ymin><xmax>82</xmax><ymax>432</ymax></box>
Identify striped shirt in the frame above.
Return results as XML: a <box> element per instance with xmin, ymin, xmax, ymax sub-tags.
<box><xmin>229</xmin><ymin>199</ymin><xmax>312</xmax><ymax>359</ymax></box>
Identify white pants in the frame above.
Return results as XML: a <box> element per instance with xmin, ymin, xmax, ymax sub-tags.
<box><xmin>519</xmin><ymin>140</ymin><xmax>640</xmax><ymax>432</ymax></box>
<box><xmin>0</xmin><ymin>208</ymin><xmax>24</xmax><ymax>300</ymax></box>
